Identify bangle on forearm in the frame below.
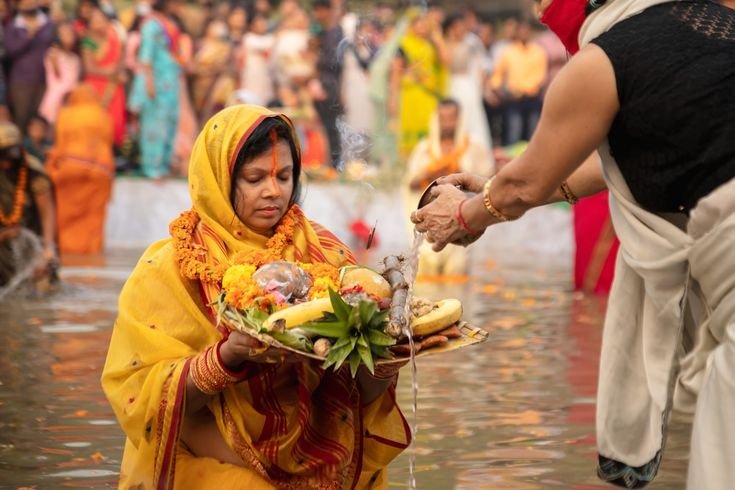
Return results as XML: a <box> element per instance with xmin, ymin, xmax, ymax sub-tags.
<box><xmin>560</xmin><ymin>181</ymin><xmax>579</xmax><ymax>205</ymax></box>
<box><xmin>457</xmin><ymin>199</ymin><xmax>482</xmax><ymax>236</ymax></box>
<box><xmin>189</xmin><ymin>341</ymin><xmax>244</xmax><ymax>395</ymax></box>
<box><xmin>482</xmin><ymin>177</ymin><xmax>515</xmax><ymax>222</ymax></box>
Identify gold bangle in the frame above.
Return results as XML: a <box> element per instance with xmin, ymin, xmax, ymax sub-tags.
<box><xmin>560</xmin><ymin>181</ymin><xmax>578</xmax><ymax>205</ymax></box>
<box><xmin>189</xmin><ymin>343</ymin><xmax>241</xmax><ymax>395</ymax></box>
<box><xmin>482</xmin><ymin>177</ymin><xmax>514</xmax><ymax>222</ymax></box>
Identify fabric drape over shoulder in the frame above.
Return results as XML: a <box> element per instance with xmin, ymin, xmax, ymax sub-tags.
<box><xmin>102</xmin><ymin>105</ymin><xmax>410</xmax><ymax>490</ymax></box>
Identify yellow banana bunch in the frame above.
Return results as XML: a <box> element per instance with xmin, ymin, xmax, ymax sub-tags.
<box><xmin>263</xmin><ymin>297</ymin><xmax>334</xmax><ymax>332</ymax></box>
<box><xmin>411</xmin><ymin>298</ymin><xmax>463</xmax><ymax>337</ymax></box>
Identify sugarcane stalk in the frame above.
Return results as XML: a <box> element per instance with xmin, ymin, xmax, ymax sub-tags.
<box><xmin>381</xmin><ymin>255</ymin><xmax>408</xmax><ymax>338</ymax></box>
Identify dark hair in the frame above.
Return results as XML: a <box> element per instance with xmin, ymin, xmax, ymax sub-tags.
<box><xmin>230</xmin><ymin>116</ymin><xmax>302</xmax><ymax>208</ymax></box>
<box><xmin>312</xmin><ymin>0</ymin><xmax>331</xmax><ymax>10</ymax></box>
<box><xmin>27</xmin><ymin>113</ymin><xmax>50</xmax><ymax>129</ymax></box>
<box><xmin>442</xmin><ymin>13</ymin><xmax>464</xmax><ymax>35</ymax></box>
<box><xmin>438</xmin><ymin>98</ymin><xmax>460</xmax><ymax>111</ymax></box>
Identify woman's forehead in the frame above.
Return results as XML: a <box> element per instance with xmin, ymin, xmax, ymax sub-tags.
<box><xmin>241</xmin><ymin>142</ymin><xmax>293</xmax><ymax>171</ymax></box>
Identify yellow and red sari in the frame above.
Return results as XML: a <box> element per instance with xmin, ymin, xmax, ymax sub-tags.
<box><xmin>101</xmin><ymin>105</ymin><xmax>410</xmax><ymax>489</ymax></box>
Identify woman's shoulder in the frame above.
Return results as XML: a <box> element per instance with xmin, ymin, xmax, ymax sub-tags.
<box><xmin>307</xmin><ymin>219</ymin><xmax>357</xmax><ymax>266</ymax></box>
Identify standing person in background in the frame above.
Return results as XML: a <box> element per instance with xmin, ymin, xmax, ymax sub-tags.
<box><xmin>239</xmin><ymin>13</ymin><xmax>276</xmax><ymax>106</ymax></box>
<box><xmin>368</xmin><ymin>13</ymin><xmax>410</xmax><ymax>170</ymax></box>
<box><xmin>536</xmin><ymin>27</ymin><xmax>567</xmax><ymax>93</ymax></box>
<box><xmin>391</xmin><ymin>10</ymin><xmax>449</xmax><ymax>158</ymax></box>
<box><xmin>341</xmin><ymin>18</ymin><xmax>379</xmax><ymax>141</ymax></box>
<box><xmin>478</xmin><ymin>20</ymin><xmax>504</xmax><ymax>149</ymax></box>
<box><xmin>46</xmin><ymin>84</ymin><xmax>114</xmax><ymax>255</ymax></box>
<box><xmin>483</xmin><ymin>17</ymin><xmax>518</xmax><ymax>147</ymax></box>
<box><xmin>128</xmin><ymin>0</ymin><xmax>181</xmax><ymax>179</ymax></box>
<box><xmin>39</xmin><ymin>21</ymin><xmax>82</xmax><ymax>125</ymax></box>
<box><xmin>190</xmin><ymin>19</ymin><xmax>234</xmax><ymax>122</ymax></box>
<box><xmin>172</xmin><ymin>16</ymin><xmax>197</xmax><ymax>177</ymax></box>
<box><xmin>310</xmin><ymin>0</ymin><xmax>344</xmax><ymax>169</ymax></box>
<box><xmin>227</xmin><ymin>4</ymin><xmax>247</xmax><ymax>48</ymax></box>
<box><xmin>443</xmin><ymin>13</ymin><xmax>492</xmax><ymax>151</ymax></box>
<box><xmin>488</xmin><ymin>19</ymin><xmax>547</xmax><ymax>146</ymax></box>
<box><xmin>82</xmin><ymin>6</ymin><xmax>127</xmax><ymax>149</ymax></box>
<box><xmin>5</xmin><ymin>0</ymin><xmax>55</xmax><ymax>133</ymax></box>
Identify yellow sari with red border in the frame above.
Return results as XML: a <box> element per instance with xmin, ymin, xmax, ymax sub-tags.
<box><xmin>102</xmin><ymin>105</ymin><xmax>411</xmax><ymax>489</ymax></box>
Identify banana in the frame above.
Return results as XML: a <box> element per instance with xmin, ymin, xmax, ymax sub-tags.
<box><xmin>263</xmin><ymin>297</ymin><xmax>334</xmax><ymax>332</ymax></box>
<box><xmin>410</xmin><ymin>298</ymin><xmax>463</xmax><ymax>337</ymax></box>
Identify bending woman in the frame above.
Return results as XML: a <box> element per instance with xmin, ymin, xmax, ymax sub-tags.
<box><xmin>102</xmin><ymin>105</ymin><xmax>410</xmax><ymax>489</ymax></box>
<box><xmin>412</xmin><ymin>0</ymin><xmax>735</xmax><ymax>488</ymax></box>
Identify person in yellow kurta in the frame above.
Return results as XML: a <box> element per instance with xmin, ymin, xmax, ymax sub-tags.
<box><xmin>390</xmin><ymin>12</ymin><xmax>449</xmax><ymax>158</ymax></box>
<box><xmin>101</xmin><ymin>105</ymin><xmax>411</xmax><ymax>489</ymax></box>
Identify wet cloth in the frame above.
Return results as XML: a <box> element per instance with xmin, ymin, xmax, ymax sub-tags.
<box><xmin>102</xmin><ymin>105</ymin><xmax>410</xmax><ymax>489</ymax></box>
<box><xmin>573</xmin><ymin>192</ymin><xmax>619</xmax><ymax>294</ymax></box>
<box><xmin>46</xmin><ymin>85</ymin><xmax>114</xmax><ymax>255</ymax></box>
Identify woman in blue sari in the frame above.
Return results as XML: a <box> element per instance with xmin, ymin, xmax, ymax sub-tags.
<box><xmin>128</xmin><ymin>0</ymin><xmax>181</xmax><ymax>179</ymax></box>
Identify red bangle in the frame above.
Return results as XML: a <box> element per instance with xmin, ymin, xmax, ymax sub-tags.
<box><xmin>457</xmin><ymin>199</ymin><xmax>482</xmax><ymax>236</ymax></box>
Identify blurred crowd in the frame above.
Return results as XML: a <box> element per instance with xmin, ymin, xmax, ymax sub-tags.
<box><xmin>0</xmin><ymin>0</ymin><xmax>566</xmax><ymax>287</ymax></box>
<box><xmin>0</xmin><ymin>0</ymin><xmax>566</xmax><ymax>178</ymax></box>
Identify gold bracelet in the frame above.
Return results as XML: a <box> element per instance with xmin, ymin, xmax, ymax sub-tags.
<box><xmin>482</xmin><ymin>177</ymin><xmax>515</xmax><ymax>222</ymax></box>
<box><xmin>560</xmin><ymin>181</ymin><xmax>578</xmax><ymax>205</ymax></box>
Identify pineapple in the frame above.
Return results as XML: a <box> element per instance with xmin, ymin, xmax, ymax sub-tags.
<box><xmin>300</xmin><ymin>288</ymin><xmax>396</xmax><ymax>377</ymax></box>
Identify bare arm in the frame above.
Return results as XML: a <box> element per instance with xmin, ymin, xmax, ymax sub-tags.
<box><xmin>542</xmin><ymin>152</ymin><xmax>607</xmax><ymax>204</ymax></box>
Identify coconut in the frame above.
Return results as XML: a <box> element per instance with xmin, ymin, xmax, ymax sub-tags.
<box><xmin>340</xmin><ymin>266</ymin><xmax>392</xmax><ymax>300</ymax></box>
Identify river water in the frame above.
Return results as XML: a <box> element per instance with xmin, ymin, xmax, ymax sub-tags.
<box><xmin>0</xmin><ymin>198</ymin><xmax>690</xmax><ymax>489</ymax></box>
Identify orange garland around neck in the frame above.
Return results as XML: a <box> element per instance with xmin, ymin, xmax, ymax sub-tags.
<box><xmin>170</xmin><ymin>206</ymin><xmax>300</xmax><ymax>284</ymax></box>
<box><xmin>0</xmin><ymin>166</ymin><xmax>28</xmax><ymax>227</ymax></box>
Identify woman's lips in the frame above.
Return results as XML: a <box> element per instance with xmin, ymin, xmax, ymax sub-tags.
<box><xmin>257</xmin><ymin>207</ymin><xmax>279</xmax><ymax>217</ymax></box>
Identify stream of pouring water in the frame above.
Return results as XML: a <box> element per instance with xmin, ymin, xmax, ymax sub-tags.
<box><xmin>402</xmin><ymin>228</ymin><xmax>424</xmax><ymax>490</ymax></box>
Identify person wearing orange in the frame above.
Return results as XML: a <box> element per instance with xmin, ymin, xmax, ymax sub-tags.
<box><xmin>102</xmin><ymin>105</ymin><xmax>410</xmax><ymax>489</ymax></box>
<box><xmin>82</xmin><ymin>6</ymin><xmax>126</xmax><ymax>149</ymax></box>
<box><xmin>46</xmin><ymin>84</ymin><xmax>114</xmax><ymax>255</ymax></box>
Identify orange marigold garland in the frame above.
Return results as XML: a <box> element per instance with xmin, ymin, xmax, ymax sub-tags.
<box><xmin>171</xmin><ymin>206</ymin><xmax>341</xmax><ymax>312</ymax></box>
<box><xmin>0</xmin><ymin>166</ymin><xmax>28</xmax><ymax>227</ymax></box>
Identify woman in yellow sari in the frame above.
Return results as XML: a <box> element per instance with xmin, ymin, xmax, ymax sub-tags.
<box><xmin>102</xmin><ymin>105</ymin><xmax>411</xmax><ymax>489</ymax></box>
<box><xmin>391</xmin><ymin>13</ymin><xmax>449</xmax><ymax>158</ymax></box>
